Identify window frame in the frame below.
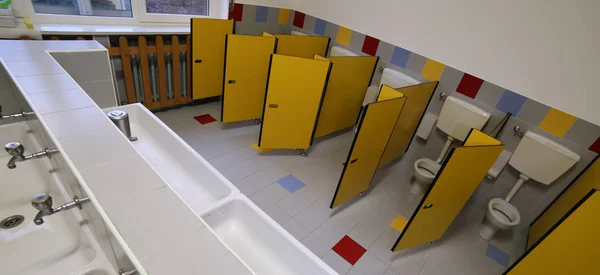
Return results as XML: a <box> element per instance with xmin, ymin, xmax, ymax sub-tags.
<box><xmin>19</xmin><ymin>0</ymin><xmax>229</xmax><ymax>26</ymax></box>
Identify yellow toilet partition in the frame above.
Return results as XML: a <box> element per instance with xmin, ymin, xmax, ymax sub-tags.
<box><xmin>527</xmin><ymin>156</ymin><xmax>599</xmax><ymax>249</ymax></box>
<box><xmin>191</xmin><ymin>18</ymin><xmax>234</xmax><ymax>100</ymax></box>
<box><xmin>391</xmin><ymin>129</ymin><xmax>504</xmax><ymax>251</ymax></box>
<box><xmin>257</xmin><ymin>54</ymin><xmax>331</xmax><ymax>150</ymax></box>
<box><xmin>222</xmin><ymin>34</ymin><xmax>276</xmax><ymax>123</ymax></box>
<box><xmin>314</xmin><ymin>56</ymin><xmax>379</xmax><ymax>138</ymax></box>
<box><xmin>271</xmin><ymin>34</ymin><xmax>330</xmax><ymax>59</ymax></box>
<box><xmin>330</xmin><ymin>88</ymin><xmax>407</xmax><ymax>208</ymax></box>
<box><xmin>378</xmin><ymin>82</ymin><xmax>438</xmax><ymax>167</ymax></box>
<box><xmin>505</xmin><ymin>189</ymin><xmax>600</xmax><ymax>275</ymax></box>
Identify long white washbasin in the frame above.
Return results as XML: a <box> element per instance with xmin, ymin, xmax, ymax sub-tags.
<box><xmin>0</xmin><ymin>122</ymin><xmax>114</xmax><ymax>275</ymax></box>
<box><xmin>102</xmin><ymin>104</ymin><xmax>336</xmax><ymax>275</ymax></box>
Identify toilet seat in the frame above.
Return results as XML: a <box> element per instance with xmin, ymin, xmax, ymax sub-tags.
<box><xmin>414</xmin><ymin>158</ymin><xmax>440</xmax><ymax>181</ymax></box>
<box><xmin>488</xmin><ymin>198</ymin><xmax>520</xmax><ymax>228</ymax></box>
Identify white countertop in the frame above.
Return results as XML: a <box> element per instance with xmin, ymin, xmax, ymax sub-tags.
<box><xmin>0</xmin><ymin>40</ymin><xmax>250</xmax><ymax>275</ymax></box>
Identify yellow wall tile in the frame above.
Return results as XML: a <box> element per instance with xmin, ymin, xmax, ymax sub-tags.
<box><xmin>538</xmin><ymin>108</ymin><xmax>577</xmax><ymax>137</ymax></box>
<box><xmin>421</xmin><ymin>59</ymin><xmax>445</xmax><ymax>81</ymax></box>
<box><xmin>278</xmin><ymin>9</ymin><xmax>290</xmax><ymax>24</ymax></box>
<box><xmin>336</xmin><ymin>26</ymin><xmax>352</xmax><ymax>46</ymax></box>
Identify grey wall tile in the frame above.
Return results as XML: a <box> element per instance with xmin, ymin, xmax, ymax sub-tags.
<box><xmin>324</xmin><ymin>22</ymin><xmax>338</xmax><ymax>41</ymax></box>
<box><xmin>266</xmin><ymin>24</ymin><xmax>279</xmax><ymax>35</ymax></box>
<box><xmin>51</xmin><ymin>51</ymin><xmax>112</xmax><ymax>83</ymax></box>
<box><xmin>516</xmin><ymin>99</ymin><xmax>550</xmax><ymax>126</ymax></box>
<box><xmin>475</xmin><ymin>81</ymin><xmax>505</xmax><ymax>109</ymax></box>
<box><xmin>80</xmin><ymin>80</ymin><xmax>118</xmax><ymax>109</ymax></box>
<box><xmin>438</xmin><ymin>65</ymin><xmax>463</xmax><ymax>93</ymax></box>
<box><xmin>278</xmin><ymin>24</ymin><xmax>291</xmax><ymax>34</ymax></box>
<box><xmin>235</xmin><ymin>22</ymin><xmax>252</xmax><ymax>35</ymax></box>
<box><xmin>289</xmin><ymin>9</ymin><xmax>295</xmax><ymax>25</ymax></box>
<box><xmin>481</xmin><ymin>108</ymin><xmax>509</xmax><ymax>135</ymax></box>
<box><xmin>563</xmin><ymin>118</ymin><xmax>600</xmax><ymax>149</ymax></box>
<box><xmin>303</xmin><ymin>15</ymin><xmax>316</xmax><ymax>34</ymax></box>
<box><xmin>266</xmin><ymin>7</ymin><xmax>279</xmax><ymax>25</ymax></box>
<box><xmin>348</xmin><ymin>31</ymin><xmax>365</xmax><ymax>53</ymax></box>
<box><xmin>405</xmin><ymin>53</ymin><xmax>427</xmax><ymax>76</ymax></box>
<box><xmin>252</xmin><ymin>22</ymin><xmax>267</xmax><ymax>36</ymax></box>
<box><xmin>376</xmin><ymin>41</ymin><xmax>394</xmax><ymax>62</ymax></box>
<box><xmin>242</xmin><ymin>4</ymin><xmax>256</xmax><ymax>23</ymax></box>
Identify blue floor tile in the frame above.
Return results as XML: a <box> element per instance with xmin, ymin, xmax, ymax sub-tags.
<box><xmin>486</xmin><ymin>243</ymin><xmax>510</xmax><ymax>268</ymax></box>
<box><xmin>277</xmin><ymin>174</ymin><xmax>305</xmax><ymax>193</ymax></box>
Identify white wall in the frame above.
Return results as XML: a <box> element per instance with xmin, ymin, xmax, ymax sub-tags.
<box><xmin>292</xmin><ymin>0</ymin><xmax>600</xmax><ymax>125</ymax></box>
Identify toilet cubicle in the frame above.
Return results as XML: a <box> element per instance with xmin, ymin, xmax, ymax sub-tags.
<box><xmin>527</xmin><ymin>155</ymin><xmax>600</xmax><ymax>248</ymax></box>
<box><xmin>391</xmin><ymin>129</ymin><xmax>504</xmax><ymax>251</ymax></box>
<box><xmin>505</xmin><ymin>189</ymin><xmax>600</xmax><ymax>275</ymax></box>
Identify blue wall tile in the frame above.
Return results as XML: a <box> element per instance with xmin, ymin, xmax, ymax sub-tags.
<box><xmin>390</xmin><ymin>47</ymin><xmax>411</xmax><ymax>68</ymax></box>
<box><xmin>314</xmin><ymin>18</ymin><xmax>326</xmax><ymax>36</ymax></box>
<box><xmin>495</xmin><ymin>90</ymin><xmax>527</xmax><ymax>116</ymax></box>
<box><xmin>255</xmin><ymin>6</ymin><xmax>268</xmax><ymax>23</ymax></box>
<box><xmin>485</xmin><ymin>243</ymin><xmax>510</xmax><ymax>268</ymax></box>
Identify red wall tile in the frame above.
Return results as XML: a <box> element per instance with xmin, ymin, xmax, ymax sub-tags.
<box><xmin>589</xmin><ymin>137</ymin><xmax>600</xmax><ymax>154</ymax></box>
<box><xmin>229</xmin><ymin>3</ymin><xmax>243</xmax><ymax>22</ymax></box>
<box><xmin>362</xmin><ymin>36</ymin><xmax>380</xmax><ymax>56</ymax></box>
<box><xmin>456</xmin><ymin>73</ymin><xmax>484</xmax><ymax>98</ymax></box>
<box><xmin>293</xmin><ymin>11</ymin><xmax>305</xmax><ymax>28</ymax></box>
<box><xmin>332</xmin><ymin>235</ymin><xmax>366</xmax><ymax>265</ymax></box>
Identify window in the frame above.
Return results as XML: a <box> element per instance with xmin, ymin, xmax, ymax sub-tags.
<box><xmin>32</xmin><ymin>0</ymin><xmax>133</xmax><ymax>17</ymax></box>
<box><xmin>145</xmin><ymin>0</ymin><xmax>209</xmax><ymax>16</ymax></box>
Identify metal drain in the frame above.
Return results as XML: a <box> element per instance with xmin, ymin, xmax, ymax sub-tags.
<box><xmin>1</xmin><ymin>215</ymin><xmax>25</xmax><ymax>229</ymax></box>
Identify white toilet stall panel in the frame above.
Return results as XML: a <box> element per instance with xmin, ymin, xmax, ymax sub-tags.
<box><xmin>363</xmin><ymin>68</ymin><xmax>422</xmax><ymax>106</ymax></box>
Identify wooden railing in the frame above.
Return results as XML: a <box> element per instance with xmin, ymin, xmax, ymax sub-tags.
<box><xmin>108</xmin><ymin>35</ymin><xmax>192</xmax><ymax>110</ymax></box>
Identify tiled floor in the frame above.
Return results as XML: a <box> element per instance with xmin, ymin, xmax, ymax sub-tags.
<box><xmin>155</xmin><ymin>102</ymin><xmax>525</xmax><ymax>275</ymax></box>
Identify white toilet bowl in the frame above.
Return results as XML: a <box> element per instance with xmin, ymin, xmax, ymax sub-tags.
<box><xmin>479</xmin><ymin>198</ymin><xmax>521</xmax><ymax>240</ymax></box>
<box><xmin>411</xmin><ymin>158</ymin><xmax>441</xmax><ymax>195</ymax></box>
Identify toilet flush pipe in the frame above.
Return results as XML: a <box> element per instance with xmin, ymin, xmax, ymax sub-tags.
<box><xmin>436</xmin><ymin>136</ymin><xmax>455</xmax><ymax>164</ymax></box>
<box><xmin>505</xmin><ymin>174</ymin><xmax>530</xmax><ymax>202</ymax></box>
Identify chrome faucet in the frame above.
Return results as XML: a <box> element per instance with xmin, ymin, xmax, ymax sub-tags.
<box><xmin>0</xmin><ymin>105</ymin><xmax>34</xmax><ymax>120</ymax></box>
<box><xmin>5</xmin><ymin>142</ymin><xmax>58</xmax><ymax>169</ymax></box>
<box><xmin>31</xmin><ymin>194</ymin><xmax>90</xmax><ymax>225</ymax></box>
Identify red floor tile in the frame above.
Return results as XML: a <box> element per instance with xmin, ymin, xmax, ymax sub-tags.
<box><xmin>194</xmin><ymin>114</ymin><xmax>216</xmax><ymax>124</ymax></box>
<box><xmin>456</xmin><ymin>73</ymin><xmax>484</xmax><ymax>99</ymax></box>
<box><xmin>332</xmin><ymin>235</ymin><xmax>366</xmax><ymax>265</ymax></box>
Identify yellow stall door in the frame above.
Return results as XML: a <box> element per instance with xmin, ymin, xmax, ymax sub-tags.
<box><xmin>392</xmin><ymin>130</ymin><xmax>503</xmax><ymax>251</ymax></box>
<box><xmin>330</xmin><ymin>94</ymin><xmax>407</xmax><ymax>208</ymax></box>
<box><xmin>506</xmin><ymin>190</ymin><xmax>600</xmax><ymax>275</ymax></box>
<box><xmin>274</xmin><ymin>35</ymin><xmax>330</xmax><ymax>58</ymax></box>
<box><xmin>379</xmin><ymin>82</ymin><xmax>438</xmax><ymax>167</ymax></box>
<box><xmin>222</xmin><ymin>35</ymin><xmax>276</xmax><ymax>123</ymax></box>
<box><xmin>528</xmin><ymin>156</ymin><xmax>600</xmax><ymax>248</ymax></box>
<box><xmin>191</xmin><ymin>18</ymin><xmax>233</xmax><ymax>100</ymax></box>
<box><xmin>314</xmin><ymin>56</ymin><xmax>378</xmax><ymax>138</ymax></box>
<box><xmin>258</xmin><ymin>55</ymin><xmax>331</xmax><ymax>150</ymax></box>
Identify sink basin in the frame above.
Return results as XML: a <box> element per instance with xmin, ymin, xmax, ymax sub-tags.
<box><xmin>103</xmin><ymin>104</ymin><xmax>236</xmax><ymax>214</ymax></box>
<box><xmin>202</xmin><ymin>198</ymin><xmax>336</xmax><ymax>275</ymax></box>
<box><xmin>0</xmin><ymin>123</ymin><xmax>114</xmax><ymax>275</ymax></box>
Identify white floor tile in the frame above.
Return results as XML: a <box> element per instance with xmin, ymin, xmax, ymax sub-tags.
<box><xmin>348</xmin><ymin>215</ymin><xmax>387</xmax><ymax>249</ymax></box>
<box><xmin>281</xmin><ymin>219</ymin><xmax>310</xmax><ymax>241</ymax></box>
<box><xmin>248</xmin><ymin>191</ymin><xmax>274</xmax><ymax>210</ymax></box>
<box><xmin>383</xmin><ymin>268</ymin><xmax>400</xmax><ymax>275</ymax></box>
<box><xmin>209</xmin><ymin>152</ymin><xmax>246</xmax><ymax>171</ymax></box>
<box><xmin>234</xmin><ymin>171</ymin><xmax>272</xmax><ymax>195</ymax></box>
<box><xmin>301</xmin><ymin>234</ymin><xmax>330</xmax><ymax>258</ymax></box>
<box><xmin>295</xmin><ymin>196</ymin><xmax>335</xmax><ymax>231</ymax></box>
<box><xmin>263</xmin><ymin>165</ymin><xmax>291</xmax><ymax>181</ymax></box>
<box><xmin>263</xmin><ymin>204</ymin><xmax>291</xmax><ymax>225</ymax></box>
<box><xmin>347</xmin><ymin>267</ymin><xmax>364</xmax><ymax>275</ymax></box>
<box><xmin>322</xmin><ymin>251</ymin><xmax>352</xmax><ymax>275</ymax></box>
<box><xmin>261</xmin><ymin>182</ymin><xmax>291</xmax><ymax>203</ymax></box>
<box><xmin>354</xmin><ymin>252</ymin><xmax>388</xmax><ymax>275</ymax></box>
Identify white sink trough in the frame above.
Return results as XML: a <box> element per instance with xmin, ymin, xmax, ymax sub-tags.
<box><xmin>103</xmin><ymin>104</ymin><xmax>336</xmax><ymax>275</ymax></box>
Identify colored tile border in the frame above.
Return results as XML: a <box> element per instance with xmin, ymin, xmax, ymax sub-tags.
<box><xmin>332</xmin><ymin>235</ymin><xmax>366</xmax><ymax>265</ymax></box>
<box><xmin>361</xmin><ymin>35</ymin><xmax>380</xmax><ymax>56</ymax></box>
<box><xmin>589</xmin><ymin>137</ymin><xmax>600</xmax><ymax>154</ymax></box>
<box><xmin>314</xmin><ymin>18</ymin><xmax>326</xmax><ymax>36</ymax></box>
<box><xmin>538</xmin><ymin>108</ymin><xmax>577</xmax><ymax>137</ymax></box>
<box><xmin>277</xmin><ymin>174</ymin><xmax>305</xmax><ymax>193</ymax></box>
<box><xmin>390</xmin><ymin>47</ymin><xmax>411</xmax><ymax>68</ymax></box>
<box><xmin>229</xmin><ymin>3</ymin><xmax>243</xmax><ymax>22</ymax></box>
<box><xmin>278</xmin><ymin>8</ymin><xmax>291</xmax><ymax>24</ymax></box>
<box><xmin>495</xmin><ymin>90</ymin><xmax>527</xmax><ymax>116</ymax></box>
<box><xmin>293</xmin><ymin>11</ymin><xmax>305</xmax><ymax>28</ymax></box>
<box><xmin>421</xmin><ymin>59</ymin><xmax>445</xmax><ymax>81</ymax></box>
<box><xmin>336</xmin><ymin>26</ymin><xmax>352</xmax><ymax>46</ymax></box>
<box><xmin>456</xmin><ymin>73</ymin><xmax>484</xmax><ymax>99</ymax></box>
<box><xmin>255</xmin><ymin>6</ymin><xmax>268</xmax><ymax>23</ymax></box>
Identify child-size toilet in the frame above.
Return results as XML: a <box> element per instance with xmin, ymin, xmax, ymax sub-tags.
<box><xmin>411</xmin><ymin>96</ymin><xmax>490</xmax><ymax>195</ymax></box>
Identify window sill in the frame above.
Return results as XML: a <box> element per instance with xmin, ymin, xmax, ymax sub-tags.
<box><xmin>38</xmin><ymin>23</ymin><xmax>191</xmax><ymax>35</ymax></box>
